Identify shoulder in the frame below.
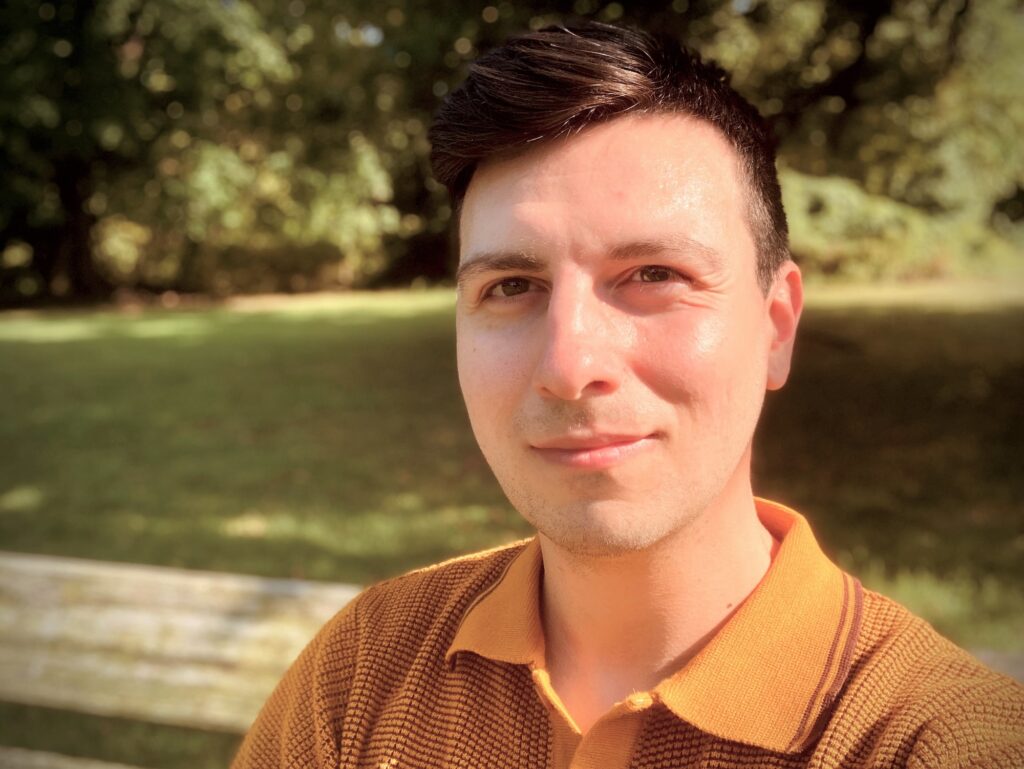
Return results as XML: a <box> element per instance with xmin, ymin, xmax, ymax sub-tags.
<box><xmin>230</xmin><ymin>541</ymin><xmax>532</xmax><ymax>768</ymax></box>
<box><xmin>352</xmin><ymin>538</ymin><xmax>529</xmax><ymax>624</ymax></box>
<box><xmin>311</xmin><ymin>539</ymin><xmax>530</xmax><ymax>663</ymax></box>
<box><xmin>853</xmin><ymin>587</ymin><xmax>1020</xmax><ymax>700</ymax></box>
<box><xmin>833</xmin><ymin>587</ymin><xmax>1024</xmax><ymax>768</ymax></box>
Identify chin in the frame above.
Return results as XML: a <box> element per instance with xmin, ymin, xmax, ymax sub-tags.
<box><xmin>527</xmin><ymin>498</ymin><xmax>689</xmax><ymax>559</ymax></box>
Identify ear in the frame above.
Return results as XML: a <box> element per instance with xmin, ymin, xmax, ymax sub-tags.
<box><xmin>765</xmin><ymin>260</ymin><xmax>803</xmax><ymax>391</ymax></box>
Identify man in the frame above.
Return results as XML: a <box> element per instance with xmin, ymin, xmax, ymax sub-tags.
<box><xmin>233</xmin><ymin>23</ymin><xmax>1023</xmax><ymax>769</ymax></box>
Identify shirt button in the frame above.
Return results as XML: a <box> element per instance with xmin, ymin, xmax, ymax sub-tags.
<box><xmin>628</xmin><ymin>693</ymin><xmax>653</xmax><ymax>709</ymax></box>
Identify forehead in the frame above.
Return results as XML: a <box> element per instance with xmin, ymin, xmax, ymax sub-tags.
<box><xmin>459</xmin><ymin>114</ymin><xmax>754</xmax><ymax>263</ymax></box>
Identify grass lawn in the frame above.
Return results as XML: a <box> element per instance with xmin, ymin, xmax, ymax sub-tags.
<box><xmin>1</xmin><ymin>284</ymin><xmax>1022</xmax><ymax>766</ymax></box>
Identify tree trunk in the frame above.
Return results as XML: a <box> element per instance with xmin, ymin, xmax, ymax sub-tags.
<box><xmin>53</xmin><ymin>157</ymin><xmax>111</xmax><ymax>300</ymax></box>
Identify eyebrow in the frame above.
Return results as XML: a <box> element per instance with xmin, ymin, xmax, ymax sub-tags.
<box><xmin>455</xmin><ymin>236</ymin><xmax>724</xmax><ymax>289</ymax></box>
<box><xmin>608</xmin><ymin>237</ymin><xmax>725</xmax><ymax>272</ymax></box>
<box><xmin>455</xmin><ymin>251</ymin><xmax>545</xmax><ymax>290</ymax></box>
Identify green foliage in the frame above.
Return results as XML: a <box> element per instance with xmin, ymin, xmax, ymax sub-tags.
<box><xmin>0</xmin><ymin>0</ymin><xmax>405</xmax><ymax>299</ymax></box>
<box><xmin>0</xmin><ymin>0</ymin><xmax>1021</xmax><ymax>302</ymax></box>
<box><xmin>844</xmin><ymin>0</ymin><xmax>1023</xmax><ymax>219</ymax></box>
<box><xmin>782</xmin><ymin>168</ymin><xmax>1019</xmax><ymax>279</ymax></box>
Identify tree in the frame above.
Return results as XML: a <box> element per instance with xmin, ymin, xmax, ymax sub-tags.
<box><xmin>0</xmin><ymin>0</ymin><xmax>397</xmax><ymax>301</ymax></box>
<box><xmin>1</xmin><ymin>0</ymin><xmax>1020</xmax><ymax>303</ymax></box>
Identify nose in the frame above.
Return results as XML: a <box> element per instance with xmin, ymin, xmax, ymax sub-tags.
<box><xmin>532</xmin><ymin>281</ymin><xmax>621</xmax><ymax>401</ymax></box>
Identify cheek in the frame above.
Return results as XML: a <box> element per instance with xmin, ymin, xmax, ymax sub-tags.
<box><xmin>456</xmin><ymin>324</ymin><xmax>527</xmax><ymax>424</ymax></box>
<box><xmin>630</xmin><ymin>313</ymin><xmax>731</xmax><ymax>399</ymax></box>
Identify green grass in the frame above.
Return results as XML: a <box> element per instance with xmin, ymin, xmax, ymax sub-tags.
<box><xmin>1</xmin><ymin>285</ymin><xmax>1022</xmax><ymax>642</ymax></box>
<box><xmin>0</xmin><ymin>703</ymin><xmax>240</xmax><ymax>769</ymax></box>
<box><xmin>0</xmin><ymin>290</ymin><xmax>530</xmax><ymax>585</ymax></box>
<box><xmin>1</xmin><ymin>284</ymin><xmax>1022</xmax><ymax>763</ymax></box>
<box><xmin>757</xmin><ymin>283</ymin><xmax>1024</xmax><ymax>650</ymax></box>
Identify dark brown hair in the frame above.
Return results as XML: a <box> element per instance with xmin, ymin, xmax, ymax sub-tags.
<box><xmin>429</xmin><ymin>22</ymin><xmax>789</xmax><ymax>290</ymax></box>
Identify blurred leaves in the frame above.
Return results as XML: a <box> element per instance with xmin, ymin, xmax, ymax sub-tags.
<box><xmin>0</xmin><ymin>0</ymin><xmax>1022</xmax><ymax>303</ymax></box>
<box><xmin>782</xmin><ymin>168</ymin><xmax>1017</xmax><ymax>280</ymax></box>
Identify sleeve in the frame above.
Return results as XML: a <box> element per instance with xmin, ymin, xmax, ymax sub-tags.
<box><xmin>230</xmin><ymin>598</ymin><xmax>362</xmax><ymax>769</ymax></box>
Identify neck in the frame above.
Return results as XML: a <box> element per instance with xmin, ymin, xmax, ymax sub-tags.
<box><xmin>538</xmin><ymin>474</ymin><xmax>773</xmax><ymax>732</ymax></box>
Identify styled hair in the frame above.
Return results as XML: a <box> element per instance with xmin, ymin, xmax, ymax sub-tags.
<box><xmin>429</xmin><ymin>22</ymin><xmax>789</xmax><ymax>290</ymax></box>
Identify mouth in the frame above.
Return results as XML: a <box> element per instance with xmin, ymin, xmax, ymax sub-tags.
<box><xmin>529</xmin><ymin>433</ymin><xmax>658</xmax><ymax>470</ymax></box>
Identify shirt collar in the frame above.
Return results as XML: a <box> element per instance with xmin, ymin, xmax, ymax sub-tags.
<box><xmin>446</xmin><ymin>536</ymin><xmax>545</xmax><ymax>666</ymax></box>
<box><xmin>446</xmin><ymin>499</ymin><xmax>863</xmax><ymax>754</ymax></box>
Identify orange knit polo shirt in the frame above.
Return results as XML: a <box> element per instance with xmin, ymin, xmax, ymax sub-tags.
<box><xmin>232</xmin><ymin>500</ymin><xmax>1024</xmax><ymax>768</ymax></box>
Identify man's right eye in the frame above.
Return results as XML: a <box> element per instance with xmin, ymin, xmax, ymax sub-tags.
<box><xmin>486</xmin><ymin>277</ymin><xmax>533</xmax><ymax>298</ymax></box>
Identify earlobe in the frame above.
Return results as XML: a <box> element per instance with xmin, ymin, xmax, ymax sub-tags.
<box><xmin>766</xmin><ymin>260</ymin><xmax>804</xmax><ymax>391</ymax></box>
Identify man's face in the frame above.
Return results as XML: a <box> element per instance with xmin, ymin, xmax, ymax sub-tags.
<box><xmin>455</xmin><ymin>114</ymin><xmax>801</xmax><ymax>557</ymax></box>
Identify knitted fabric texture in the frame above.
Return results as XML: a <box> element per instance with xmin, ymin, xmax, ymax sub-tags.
<box><xmin>232</xmin><ymin>502</ymin><xmax>1024</xmax><ymax>768</ymax></box>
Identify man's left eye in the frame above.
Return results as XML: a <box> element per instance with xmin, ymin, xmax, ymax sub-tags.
<box><xmin>486</xmin><ymin>277</ymin><xmax>533</xmax><ymax>298</ymax></box>
<box><xmin>632</xmin><ymin>266</ymin><xmax>675</xmax><ymax>283</ymax></box>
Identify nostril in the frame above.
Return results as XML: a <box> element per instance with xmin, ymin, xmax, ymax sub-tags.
<box><xmin>533</xmin><ymin>342</ymin><xmax>620</xmax><ymax>401</ymax></box>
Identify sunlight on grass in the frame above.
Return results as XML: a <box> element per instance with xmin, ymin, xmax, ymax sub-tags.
<box><xmin>0</xmin><ymin>289</ymin><xmax>455</xmax><ymax>344</ymax></box>
<box><xmin>0</xmin><ymin>317</ymin><xmax>109</xmax><ymax>343</ymax></box>
<box><xmin>0</xmin><ymin>485</ymin><xmax>44</xmax><ymax>513</ymax></box>
<box><xmin>0</xmin><ymin>312</ymin><xmax>216</xmax><ymax>342</ymax></box>
<box><xmin>1</xmin><ymin>285</ymin><xmax>1021</xmax><ymax>654</ymax></box>
<box><xmin>225</xmin><ymin>288</ymin><xmax>455</xmax><ymax>318</ymax></box>
<box><xmin>216</xmin><ymin>498</ymin><xmax>528</xmax><ymax>581</ymax></box>
<box><xmin>121</xmin><ymin>317</ymin><xmax>215</xmax><ymax>339</ymax></box>
<box><xmin>804</xmin><ymin>279</ymin><xmax>1024</xmax><ymax>310</ymax></box>
<box><xmin>222</xmin><ymin>511</ymin><xmax>271</xmax><ymax>538</ymax></box>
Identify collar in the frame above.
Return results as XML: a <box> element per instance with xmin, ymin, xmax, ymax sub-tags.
<box><xmin>446</xmin><ymin>499</ymin><xmax>863</xmax><ymax>754</ymax></box>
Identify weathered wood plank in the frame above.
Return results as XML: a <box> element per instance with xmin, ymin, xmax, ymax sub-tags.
<box><xmin>0</xmin><ymin>551</ymin><xmax>357</xmax><ymax>616</ymax></box>
<box><xmin>0</xmin><ymin>601</ymin><xmax>337</xmax><ymax>669</ymax></box>
<box><xmin>0</xmin><ymin>643</ymin><xmax>284</xmax><ymax>732</ymax></box>
<box><xmin>0</xmin><ymin>551</ymin><xmax>361</xmax><ymax>732</ymax></box>
<box><xmin>0</xmin><ymin>746</ymin><xmax>143</xmax><ymax>769</ymax></box>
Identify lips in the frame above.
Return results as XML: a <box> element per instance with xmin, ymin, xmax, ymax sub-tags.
<box><xmin>531</xmin><ymin>433</ymin><xmax>649</xmax><ymax>450</ymax></box>
<box><xmin>529</xmin><ymin>432</ymin><xmax>658</xmax><ymax>469</ymax></box>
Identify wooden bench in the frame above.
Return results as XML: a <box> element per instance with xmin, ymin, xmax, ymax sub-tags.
<box><xmin>3</xmin><ymin>551</ymin><xmax>1020</xmax><ymax>769</ymax></box>
<box><xmin>0</xmin><ymin>551</ymin><xmax>361</xmax><ymax>769</ymax></box>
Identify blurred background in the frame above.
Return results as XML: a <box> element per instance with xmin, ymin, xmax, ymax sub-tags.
<box><xmin>0</xmin><ymin>0</ymin><xmax>1021</xmax><ymax>767</ymax></box>
<box><xmin>2</xmin><ymin>0</ymin><xmax>1023</xmax><ymax>301</ymax></box>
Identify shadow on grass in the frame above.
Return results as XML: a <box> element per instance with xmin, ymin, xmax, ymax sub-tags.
<box><xmin>755</xmin><ymin>304</ymin><xmax>1024</xmax><ymax>647</ymax></box>
<box><xmin>0</xmin><ymin>702</ymin><xmax>240</xmax><ymax>769</ymax></box>
<box><xmin>1</xmin><ymin>290</ymin><xmax>1021</xmax><ymax>647</ymax></box>
<box><xmin>0</xmin><ymin>293</ymin><xmax>527</xmax><ymax>585</ymax></box>
<box><xmin>757</xmin><ymin>306</ymin><xmax>1024</xmax><ymax>581</ymax></box>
